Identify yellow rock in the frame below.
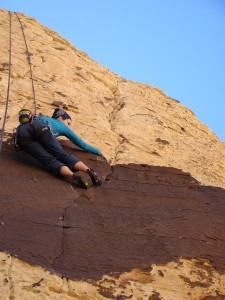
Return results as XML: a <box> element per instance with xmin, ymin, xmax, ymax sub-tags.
<box><xmin>0</xmin><ymin>253</ymin><xmax>225</xmax><ymax>300</ymax></box>
<box><xmin>0</xmin><ymin>9</ymin><xmax>225</xmax><ymax>299</ymax></box>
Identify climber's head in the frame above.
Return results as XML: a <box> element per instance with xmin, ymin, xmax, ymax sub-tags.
<box><xmin>52</xmin><ymin>108</ymin><xmax>72</xmax><ymax>127</ymax></box>
<box><xmin>19</xmin><ymin>109</ymin><xmax>32</xmax><ymax>124</ymax></box>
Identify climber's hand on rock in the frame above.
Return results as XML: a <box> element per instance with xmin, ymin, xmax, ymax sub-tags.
<box><xmin>100</xmin><ymin>153</ymin><xmax>108</xmax><ymax>162</ymax></box>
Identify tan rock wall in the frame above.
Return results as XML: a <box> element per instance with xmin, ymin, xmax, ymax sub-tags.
<box><xmin>0</xmin><ymin>10</ymin><xmax>224</xmax><ymax>189</ymax></box>
<box><xmin>0</xmin><ymin>9</ymin><xmax>225</xmax><ymax>300</ymax></box>
<box><xmin>0</xmin><ymin>252</ymin><xmax>225</xmax><ymax>300</ymax></box>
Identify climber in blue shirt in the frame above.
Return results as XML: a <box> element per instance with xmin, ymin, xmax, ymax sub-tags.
<box><xmin>39</xmin><ymin>109</ymin><xmax>101</xmax><ymax>156</ymax></box>
<box><xmin>16</xmin><ymin>108</ymin><xmax>106</xmax><ymax>188</ymax></box>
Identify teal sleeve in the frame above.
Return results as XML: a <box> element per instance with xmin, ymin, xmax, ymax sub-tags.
<box><xmin>61</xmin><ymin>124</ymin><xmax>101</xmax><ymax>156</ymax></box>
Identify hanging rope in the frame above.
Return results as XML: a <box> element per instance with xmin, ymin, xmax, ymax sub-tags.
<box><xmin>15</xmin><ymin>12</ymin><xmax>37</xmax><ymax>114</ymax></box>
<box><xmin>0</xmin><ymin>11</ymin><xmax>37</xmax><ymax>153</ymax></box>
<box><xmin>0</xmin><ymin>11</ymin><xmax>12</xmax><ymax>152</ymax></box>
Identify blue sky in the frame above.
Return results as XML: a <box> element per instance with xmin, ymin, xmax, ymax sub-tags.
<box><xmin>1</xmin><ymin>0</ymin><xmax>225</xmax><ymax>142</ymax></box>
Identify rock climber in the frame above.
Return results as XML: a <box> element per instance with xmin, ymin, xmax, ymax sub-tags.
<box><xmin>15</xmin><ymin>108</ymin><xmax>106</xmax><ymax>188</ymax></box>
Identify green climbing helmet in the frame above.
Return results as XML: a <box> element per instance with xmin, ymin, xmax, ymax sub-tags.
<box><xmin>19</xmin><ymin>109</ymin><xmax>32</xmax><ymax>124</ymax></box>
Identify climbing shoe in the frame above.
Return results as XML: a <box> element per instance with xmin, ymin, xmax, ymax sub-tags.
<box><xmin>88</xmin><ymin>168</ymin><xmax>102</xmax><ymax>186</ymax></box>
<box><xmin>72</xmin><ymin>174</ymin><xmax>88</xmax><ymax>189</ymax></box>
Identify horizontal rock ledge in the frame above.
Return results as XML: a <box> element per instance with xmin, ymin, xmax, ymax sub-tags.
<box><xmin>0</xmin><ymin>140</ymin><xmax>225</xmax><ymax>280</ymax></box>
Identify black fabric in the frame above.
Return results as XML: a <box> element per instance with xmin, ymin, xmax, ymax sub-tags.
<box><xmin>16</xmin><ymin>119</ymin><xmax>80</xmax><ymax>175</ymax></box>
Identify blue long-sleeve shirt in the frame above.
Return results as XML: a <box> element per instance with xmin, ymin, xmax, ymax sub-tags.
<box><xmin>39</xmin><ymin>116</ymin><xmax>101</xmax><ymax>156</ymax></box>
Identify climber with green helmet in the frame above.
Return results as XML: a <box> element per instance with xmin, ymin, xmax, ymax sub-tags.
<box><xmin>15</xmin><ymin>108</ymin><xmax>106</xmax><ymax>188</ymax></box>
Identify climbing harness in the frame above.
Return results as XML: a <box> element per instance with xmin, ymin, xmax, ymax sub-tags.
<box><xmin>0</xmin><ymin>11</ymin><xmax>37</xmax><ymax>152</ymax></box>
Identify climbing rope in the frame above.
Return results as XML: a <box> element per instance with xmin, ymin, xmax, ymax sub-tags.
<box><xmin>0</xmin><ymin>11</ymin><xmax>37</xmax><ymax>152</ymax></box>
<box><xmin>15</xmin><ymin>12</ymin><xmax>37</xmax><ymax>114</ymax></box>
<box><xmin>0</xmin><ymin>11</ymin><xmax>12</xmax><ymax>152</ymax></box>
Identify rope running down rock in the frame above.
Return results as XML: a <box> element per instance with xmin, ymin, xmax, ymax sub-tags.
<box><xmin>0</xmin><ymin>11</ymin><xmax>12</xmax><ymax>152</ymax></box>
<box><xmin>0</xmin><ymin>11</ymin><xmax>37</xmax><ymax>152</ymax></box>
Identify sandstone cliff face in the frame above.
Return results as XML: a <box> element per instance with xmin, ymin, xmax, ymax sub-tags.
<box><xmin>0</xmin><ymin>9</ymin><xmax>224</xmax><ymax>189</ymax></box>
<box><xmin>0</xmin><ymin>9</ymin><xmax>225</xmax><ymax>300</ymax></box>
<box><xmin>1</xmin><ymin>142</ymin><xmax>225</xmax><ymax>300</ymax></box>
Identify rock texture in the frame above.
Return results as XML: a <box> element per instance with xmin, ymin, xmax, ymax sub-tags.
<box><xmin>1</xmin><ymin>252</ymin><xmax>225</xmax><ymax>300</ymax></box>
<box><xmin>0</xmin><ymin>141</ymin><xmax>225</xmax><ymax>299</ymax></box>
<box><xmin>0</xmin><ymin>9</ymin><xmax>224</xmax><ymax>189</ymax></box>
<box><xmin>0</xmin><ymin>8</ymin><xmax>225</xmax><ymax>300</ymax></box>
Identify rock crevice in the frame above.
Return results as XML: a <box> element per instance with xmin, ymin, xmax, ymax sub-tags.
<box><xmin>0</xmin><ymin>141</ymin><xmax>225</xmax><ymax>281</ymax></box>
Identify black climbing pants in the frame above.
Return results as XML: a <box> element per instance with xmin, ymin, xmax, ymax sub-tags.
<box><xmin>18</xmin><ymin>122</ymin><xmax>80</xmax><ymax>175</ymax></box>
